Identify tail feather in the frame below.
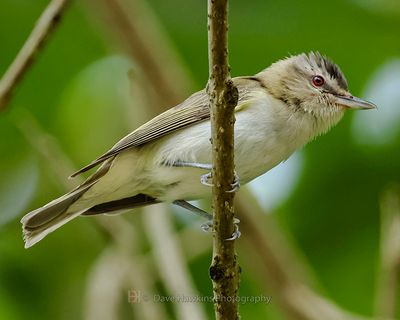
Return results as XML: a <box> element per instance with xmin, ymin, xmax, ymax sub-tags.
<box><xmin>21</xmin><ymin>159</ymin><xmax>115</xmax><ymax>248</ymax></box>
<box><xmin>21</xmin><ymin>184</ymin><xmax>94</xmax><ymax>249</ymax></box>
<box><xmin>21</xmin><ymin>188</ymin><xmax>159</xmax><ymax>248</ymax></box>
<box><xmin>22</xmin><ymin>208</ymin><xmax>88</xmax><ymax>249</ymax></box>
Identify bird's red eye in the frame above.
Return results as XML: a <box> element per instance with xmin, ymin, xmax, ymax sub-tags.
<box><xmin>312</xmin><ymin>75</ymin><xmax>325</xmax><ymax>87</ymax></box>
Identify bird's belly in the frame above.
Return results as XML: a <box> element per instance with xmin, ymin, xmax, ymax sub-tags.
<box><xmin>150</xmin><ymin>153</ymin><xmax>288</xmax><ymax>202</ymax></box>
<box><xmin>234</xmin><ymin>130</ymin><xmax>296</xmax><ymax>183</ymax></box>
<box><xmin>149</xmin><ymin>142</ymin><xmax>293</xmax><ymax>202</ymax></box>
<box><xmin>149</xmin><ymin>166</ymin><xmax>212</xmax><ymax>201</ymax></box>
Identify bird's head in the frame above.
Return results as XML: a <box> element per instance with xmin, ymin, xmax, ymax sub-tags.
<box><xmin>258</xmin><ymin>52</ymin><xmax>376</xmax><ymax>132</ymax></box>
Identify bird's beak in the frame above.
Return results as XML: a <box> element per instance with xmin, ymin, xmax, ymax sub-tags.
<box><xmin>334</xmin><ymin>94</ymin><xmax>376</xmax><ymax>110</ymax></box>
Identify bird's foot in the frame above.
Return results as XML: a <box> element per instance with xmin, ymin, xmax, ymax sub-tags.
<box><xmin>200</xmin><ymin>171</ymin><xmax>240</xmax><ymax>193</ymax></box>
<box><xmin>172</xmin><ymin>200</ymin><xmax>241</xmax><ymax>240</ymax></box>
<box><xmin>200</xmin><ymin>220</ymin><xmax>213</xmax><ymax>232</ymax></box>
<box><xmin>200</xmin><ymin>172</ymin><xmax>213</xmax><ymax>187</ymax></box>
<box><xmin>226</xmin><ymin>171</ymin><xmax>240</xmax><ymax>193</ymax></box>
<box><xmin>201</xmin><ymin>218</ymin><xmax>241</xmax><ymax>241</ymax></box>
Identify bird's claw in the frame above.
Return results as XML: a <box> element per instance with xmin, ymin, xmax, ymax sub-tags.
<box><xmin>200</xmin><ymin>218</ymin><xmax>241</xmax><ymax>241</ymax></box>
<box><xmin>200</xmin><ymin>172</ymin><xmax>214</xmax><ymax>187</ymax></box>
<box><xmin>201</xmin><ymin>220</ymin><xmax>213</xmax><ymax>232</ymax></box>
<box><xmin>225</xmin><ymin>220</ymin><xmax>241</xmax><ymax>241</ymax></box>
<box><xmin>200</xmin><ymin>171</ymin><xmax>240</xmax><ymax>193</ymax></box>
<box><xmin>226</xmin><ymin>172</ymin><xmax>240</xmax><ymax>193</ymax></box>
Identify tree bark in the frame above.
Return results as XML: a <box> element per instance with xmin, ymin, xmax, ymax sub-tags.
<box><xmin>207</xmin><ymin>0</ymin><xmax>240</xmax><ymax>319</ymax></box>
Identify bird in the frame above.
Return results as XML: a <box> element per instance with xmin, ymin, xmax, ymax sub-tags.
<box><xmin>21</xmin><ymin>52</ymin><xmax>376</xmax><ymax>248</ymax></box>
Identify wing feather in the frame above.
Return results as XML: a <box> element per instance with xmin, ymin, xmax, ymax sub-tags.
<box><xmin>70</xmin><ymin>77</ymin><xmax>262</xmax><ymax>177</ymax></box>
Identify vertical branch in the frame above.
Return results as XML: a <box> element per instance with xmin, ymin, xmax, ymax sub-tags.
<box><xmin>0</xmin><ymin>0</ymin><xmax>70</xmax><ymax>111</ymax></box>
<box><xmin>207</xmin><ymin>0</ymin><xmax>240</xmax><ymax>319</ymax></box>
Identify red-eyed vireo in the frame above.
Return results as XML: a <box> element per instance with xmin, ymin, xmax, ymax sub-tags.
<box><xmin>21</xmin><ymin>52</ymin><xmax>376</xmax><ymax>248</ymax></box>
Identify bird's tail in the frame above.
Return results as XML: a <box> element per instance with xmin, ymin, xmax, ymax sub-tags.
<box><xmin>21</xmin><ymin>183</ymin><xmax>94</xmax><ymax>248</ymax></box>
<box><xmin>21</xmin><ymin>187</ymin><xmax>160</xmax><ymax>248</ymax></box>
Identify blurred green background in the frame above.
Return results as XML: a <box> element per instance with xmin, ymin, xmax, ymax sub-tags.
<box><xmin>0</xmin><ymin>0</ymin><xmax>399</xmax><ymax>319</ymax></box>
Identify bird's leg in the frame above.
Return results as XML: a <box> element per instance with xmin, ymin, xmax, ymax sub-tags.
<box><xmin>173</xmin><ymin>200</ymin><xmax>241</xmax><ymax>240</ymax></box>
<box><xmin>169</xmin><ymin>161</ymin><xmax>240</xmax><ymax>192</ymax></box>
<box><xmin>173</xmin><ymin>199</ymin><xmax>213</xmax><ymax>220</ymax></box>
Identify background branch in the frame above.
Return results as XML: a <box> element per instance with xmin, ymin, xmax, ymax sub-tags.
<box><xmin>85</xmin><ymin>0</ymin><xmax>193</xmax><ymax>109</ymax></box>
<box><xmin>0</xmin><ymin>0</ymin><xmax>70</xmax><ymax>111</ymax></box>
<box><xmin>207</xmin><ymin>0</ymin><xmax>240</xmax><ymax>319</ymax></box>
<box><xmin>375</xmin><ymin>185</ymin><xmax>400</xmax><ymax>318</ymax></box>
<box><xmin>143</xmin><ymin>205</ymin><xmax>207</xmax><ymax>320</ymax></box>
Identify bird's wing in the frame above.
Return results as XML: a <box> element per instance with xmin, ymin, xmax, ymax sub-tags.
<box><xmin>70</xmin><ymin>76</ymin><xmax>262</xmax><ymax>177</ymax></box>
